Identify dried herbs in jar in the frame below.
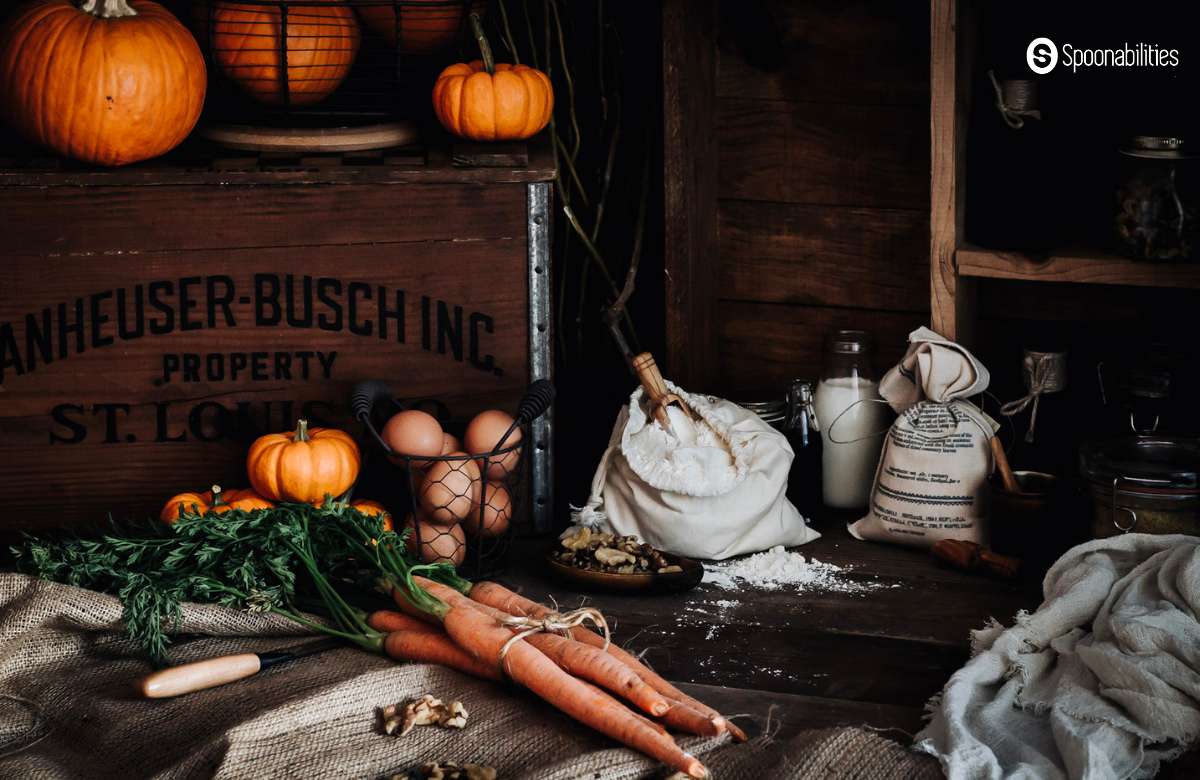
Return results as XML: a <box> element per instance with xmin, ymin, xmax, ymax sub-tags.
<box><xmin>1116</xmin><ymin>136</ymin><xmax>1197</xmax><ymax>262</ymax></box>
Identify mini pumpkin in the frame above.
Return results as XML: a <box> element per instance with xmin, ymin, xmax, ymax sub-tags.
<box><xmin>350</xmin><ymin>499</ymin><xmax>393</xmax><ymax>532</ymax></box>
<box><xmin>247</xmin><ymin>419</ymin><xmax>361</xmax><ymax>504</ymax></box>
<box><xmin>0</xmin><ymin>0</ymin><xmax>206</xmax><ymax>166</ymax></box>
<box><xmin>432</xmin><ymin>13</ymin><xmax>553</xmax><ymax>142</ymax></box>
<box><xmin>208</xmin><ymin>0</ymin><xmax>360</xmax><ymax>107</ymax></box>
<box><xmin>160</xmin><ymin>485</ymin><xmax>273</xmax><ymax>523</ymax></box>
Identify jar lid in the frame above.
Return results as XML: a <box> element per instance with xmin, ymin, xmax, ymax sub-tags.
<box><xmin>739</xmin><ymin>399</ymin><xmax>788</xmax><ymax>416</ymax></box>
<box><xmin>736</xmin><ymin>398</ymin><xmax>787</xmax><ymax>428</ymax></box>
<box><xmin>1121</xmin><ymin>136</ymin><xmax>1195</xmax><ymax>160</ymax></box>
<box><xmin>826</xmin><ymin>329</ymin><xmax>872</xmax><ymax>355</ymax></box>
<box><xmin>1079</xmin><ymin>435</ymin><xmax>1200</xmax><ymax>490</ymax></box>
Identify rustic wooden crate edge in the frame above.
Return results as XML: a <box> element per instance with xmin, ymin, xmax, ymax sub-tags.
<box><xmin>0</xmin><ymin>144</ymin><xmax>555</xmax><ymax>534</ymax></box>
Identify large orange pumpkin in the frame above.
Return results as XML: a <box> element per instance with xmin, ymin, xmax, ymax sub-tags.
<box><xmin>247</xmin><ymin>419</ymin><xmax>361</xmax><ymax>504</ymax></box>
<box><xmin>209</xmin><ymin>1</ymin><xmax>360</xmax><ymax>107</ymax></box>
<box><xmin>160</xmin><ymin>485</ymin><xmax>274</xmax><ymax>523</ymax></box>
<box><xmin>357</xmin><ymin>0</ymin><xmax>484</xmax><ymax>55</ymax></box>
<box><xmin>432</xmin><ymin>14</ymin><xmax>552</xmax><ymax>141</ymax></box>
<box><xmin>0</xmin><ymin>0</ymin><xmax>206</xmax><ymax>166</ymax></box>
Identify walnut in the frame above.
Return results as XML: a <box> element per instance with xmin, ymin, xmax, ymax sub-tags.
<box><xmin>657</xmin><ymin>565</ymin><xmax>683</xmax><ymax>574</ymax></box>
<box><xmin>380</xmin><ymin>695</ymin><xmax>469</xmax><ymax>737</ymax></box>
<box><xmin>594</xmin><ymin>547</ymin><xmax>636</xmax><ymax>567</ymax></box>
<box><xmin>560</xmin><ymin>526</ymin><xmax>592</xmax><ymax>550</ymax></box>
<box><xmin>441</xmin><ymin>700</ymin><xmax>468</xmax><ymax>729</ymax></box>
<box><xmin>419</xmin><ymin>763</ymin><xmax>496</xmax><ymax>780</ymax></box>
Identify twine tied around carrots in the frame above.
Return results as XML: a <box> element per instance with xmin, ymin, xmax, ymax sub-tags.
<box><xmin>497</xmin><ymin>607</ymin><xmax>611</xmax><ymax>671</ymax></box>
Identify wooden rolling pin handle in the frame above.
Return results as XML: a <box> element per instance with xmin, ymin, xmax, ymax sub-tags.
<box><xmin>979</xmin><ymin>549</ymin><xmax>1022</xmax><ymax>579</ymax></box>
<box><xmin>631</xmin><ymin>352</ymin><xmax>671</xmax><ymax>403</ymax></box>
<box><xmin>138</xmin><ymin>653</ymin><xmax>262</xmax><ymax>698</ymax></box>
<box><xmin>931</xmin><ymin>540</ymin><xmax>1020</xmax><ymax>579</ymax></box>
<box><xmin>990</xmin><ymin>435</ymin><xmax>1021</xmax><ymax>495</ymax></box>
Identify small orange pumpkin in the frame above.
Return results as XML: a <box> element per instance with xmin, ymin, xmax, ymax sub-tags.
<box><xmin>160</xmin><ymin>485</ymin><xmax>274</xmax><ymax>523</ymax></box>
<box><xmin>208</xmin><ymin>1</ymin><xmax>361</xmax><ymax>107</ymax></box>
<box><xmin>432</xmin><ymin>14</ymin><xmax>553</xmax><ymax>142</ymax></box>
<box><xmin>247</xmin><ymin>419</ymin><xmax>360</xmax><ymax>504</ymax></box>
<box><xmin>350</xmin><ymin>499</ymin><xmax>393</xmax><ymax>532</ymax></box>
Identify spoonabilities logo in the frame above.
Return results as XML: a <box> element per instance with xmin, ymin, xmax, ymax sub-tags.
<box><xmin>1027</xmin><ymin>37</ymin><xmax>1059</xmax><ymax>74</ymax></box>
<box><xmin>1026</xmin><ymin>37</ymin><xmax>1179</xmax><ymax>74</ymax></box>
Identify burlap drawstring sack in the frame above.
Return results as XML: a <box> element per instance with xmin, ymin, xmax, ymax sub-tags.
<box><xmin>0</xmin><ymin>574</ymin><xmax>941</xmax><ymax>779</ymax></box>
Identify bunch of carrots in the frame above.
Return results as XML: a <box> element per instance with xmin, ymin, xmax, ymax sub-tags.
<box><xmin>18</xmin><ymin>499</ymin><xmax>738</xmax><ymax>777</ymax></box>
<box><xmin>368</xmin><ymin>574</ymin><xmax>743</xmax><ymax>779</ymax></box>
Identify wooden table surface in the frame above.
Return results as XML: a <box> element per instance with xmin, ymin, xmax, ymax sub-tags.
<box><xmin>497</xmin><ymin>520</ymin><xmax>1039</xmax><ymax>742</ymax></box>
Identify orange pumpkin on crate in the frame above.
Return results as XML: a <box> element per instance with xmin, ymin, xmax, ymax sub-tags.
<box><xmin>160</xmin><ymin>485</ymin><xmax>274</xmax><ymax>523</ymax></box>
<box><xmin>0</xmin><ymin>0</ymin><xmax>206</xmax><ymax>166</ymax></box>
<box><xmin>247</xmin><ymin>419</ymin><xmax>361</xmax><ymax>504</ymax></box>
<box><xmin>356</xmin><ymin>0</ymin><xmax>484</xmax><ymax>55</ymax></box>
<box><xmin>432</xmin><ymin>13</ymin><xmax>552</xmax><ymax>141</ymax></box>
<box><xmin>207</xmin><ymin>0</ymin><xmax>361</xmax><ymax>107</ymax></box>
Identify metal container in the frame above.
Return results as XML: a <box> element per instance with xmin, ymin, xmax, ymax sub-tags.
<box><xmin>1079</xmin><ymin>436</ymin><xmax>1200</xmax><ymax>537</ymax></box>
<box><xmin>189</xmin><ymin>0</ymin><xmax>480</xmax><ymax>123</ymax></box>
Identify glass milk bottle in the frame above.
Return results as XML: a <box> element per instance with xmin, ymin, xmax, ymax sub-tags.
<box><xmin>813</xmin><ymin>330</ymin><xmax>889</xmax><ymax>509</ymax></box>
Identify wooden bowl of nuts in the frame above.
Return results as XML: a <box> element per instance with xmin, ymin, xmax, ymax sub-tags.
<box><xmin>546</xmin><ymin>526</ymin><xmax>704</xmax><ymax>594</ymax></box>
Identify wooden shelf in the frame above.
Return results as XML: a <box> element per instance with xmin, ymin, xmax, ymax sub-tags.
<box><xmin>956</xmin><ymin>246</ymin><xmax>1200</xmax><ymax>290</ymax></box>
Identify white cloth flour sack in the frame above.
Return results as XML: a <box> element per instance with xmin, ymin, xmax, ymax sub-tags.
<box><xmin>574</xmin><ymin>383</ymin><xmax>819</xmax><ymax>560</ymax></box>
<box><xmin>849</xmin><ymin>327</ymin><xmax>998</xmax><ymax>549</ymax></box>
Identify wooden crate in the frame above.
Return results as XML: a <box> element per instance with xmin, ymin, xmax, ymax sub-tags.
<box><xmin>0</xmin><ymin>143</ymin><xmax>555</xmax><ymax>533</ymax></box>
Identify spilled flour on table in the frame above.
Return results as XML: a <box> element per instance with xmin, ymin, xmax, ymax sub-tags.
<box><xmin>702</xmin><ymin>545</ymin><xmax>884</xmax><ymax>594</ymax></box>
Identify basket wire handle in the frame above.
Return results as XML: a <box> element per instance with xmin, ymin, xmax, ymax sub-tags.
<box><xmin>485</xmin><ymin>379</ymin><xmax>556</xmax><ymax>465</ymax></box>
<box><xmin>351</xmin><ymin>380</ymin><xmax>402</xmax><ymax>454</ymax></box>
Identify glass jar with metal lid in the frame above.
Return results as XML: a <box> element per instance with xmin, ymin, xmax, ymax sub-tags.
<box><xmin>1079</xmin><ymin>435</ymin><xmax>1200</xmax><ymax>537</ymax></box>
<box><xmin>739</xmin><ymin>380</ymin><xmax>823</xmax><ymax>520</ymax></box>
<box><xmin>1115</xmin><ymin>136</ymin><xmax>1197</xmax><ymax>262</ymax></box>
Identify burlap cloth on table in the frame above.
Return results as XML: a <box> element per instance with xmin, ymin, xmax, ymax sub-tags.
<box><xmin>0</xmin><ymin>573</ymin><xmax>940</xmax><ymax>779</ymax></box>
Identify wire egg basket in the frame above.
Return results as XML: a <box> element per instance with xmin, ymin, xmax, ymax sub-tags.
<box><xmin>187</xmin><ymin>0</ymin><xmax>483</xmax><ymax>123</ymax></box>
<box><xmin>351</xmin><ymin>379</ymin><xmax>553</xmax><ymax>579</ymax></box>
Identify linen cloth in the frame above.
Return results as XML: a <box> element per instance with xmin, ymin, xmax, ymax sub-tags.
<box><xmin>575</xmin><ymin>383</ymin><xmax>818</xmax><ymax>560</ymax></box>
<box><xmin>916</xmin><ymin>533</ymin><xmax>1200</xmax><ymax>779</ymax></box>
<box><xmin>0</xmin><ymin>573</ymin><xmax>937</xmax><ymax>778</ymax></box>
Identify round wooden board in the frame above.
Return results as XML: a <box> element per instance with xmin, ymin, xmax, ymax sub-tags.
<box><xmin>199</xmin><ymin>120</ymin><xmax>420</xmax><ymax>153</ymax></box>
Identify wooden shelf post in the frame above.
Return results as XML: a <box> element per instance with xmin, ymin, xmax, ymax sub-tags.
<box><xmin>930</xmin><ymin>0</ymin><xmax>976</xmax><ymax>345</ymax></box>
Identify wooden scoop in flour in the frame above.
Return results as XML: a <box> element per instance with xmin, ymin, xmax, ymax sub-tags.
<box><xmin>631</xmin><ymin>352</ymin><xmax>697</xmax><ymax>434</ymax></box>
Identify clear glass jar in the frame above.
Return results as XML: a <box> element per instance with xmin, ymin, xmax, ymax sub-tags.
<box><xmin>812</xmin><ymin>330</ymin><xmax>889</xmax><ymax>509</ymax></box>
<box><xmin>740</xmin><ymin>383</ymin><xmax>823</xmax><ymax>521</ymax></box>
<box><xmin>1116</xmin><ymin>136</ymin><xmax>1197</xmax><ymax>262</ymax></box>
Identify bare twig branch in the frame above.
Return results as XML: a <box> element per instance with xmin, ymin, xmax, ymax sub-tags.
<box><xmin>603</xmin><ymin>151</ymin><xmax>650</xmax><ymax>356</ymax></box>
<box><xmin>496</xmin><ymin>0</ymin><xmax>520</xmax><ymax>64</ymax></box>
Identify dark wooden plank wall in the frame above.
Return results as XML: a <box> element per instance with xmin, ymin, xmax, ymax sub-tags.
<box><xmin>712</xmin><ymin>0</ymin><xmax>932</xmax><ymax>394</ymax></box>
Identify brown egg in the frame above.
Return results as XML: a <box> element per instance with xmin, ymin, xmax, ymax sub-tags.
<box><xmin>419</xmin><ymin>454</ymin><xmax>480</xmax><ymax>524</ymax></box>
<box><xmin>403</xmin><ymin>514</ymin><xmax>466</xmax><ymax>566</ymax></box>
<box><xmin>440</xmin><ymin>432</ymin><xmax>462</xmax><ymax>455</ymax></box>
<box><xmin>465</xmin><ymin>481</ymin><xmax>512</xmax><ymax>538</ymax></box>
<box><xmin>382</xmin><ymin>410</ymin><xmax>444</xmax><ymax>468</ymax></box>
<box><xmin>464</xmin><ymin>410</ymin><xmax>522</xmax><ymax>480</ymax></box>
